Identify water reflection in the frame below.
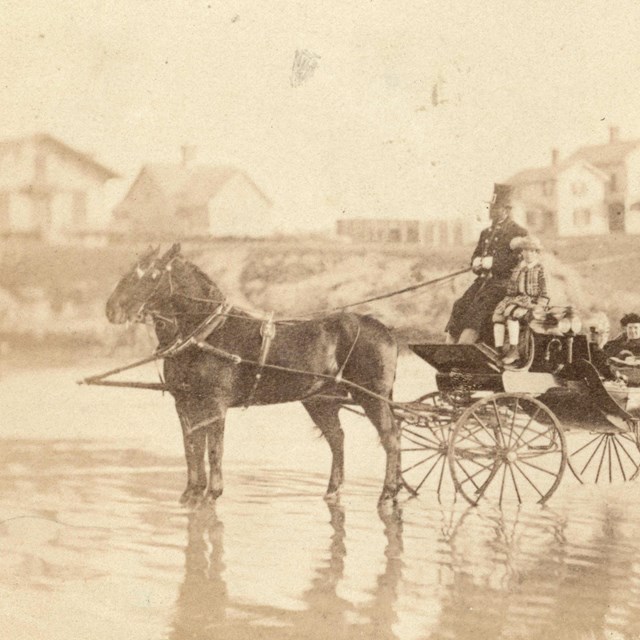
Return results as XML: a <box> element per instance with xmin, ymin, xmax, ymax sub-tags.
<box><xmin>169</xmin><ymin>500</ymin><xmax>404</xmax><ymax>639</ymax></box>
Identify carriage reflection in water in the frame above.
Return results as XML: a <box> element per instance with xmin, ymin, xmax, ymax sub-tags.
<box><xmin>82</xmin><ymin>244</ymin><xmax>640</xmax><ymax>508</ymax></box>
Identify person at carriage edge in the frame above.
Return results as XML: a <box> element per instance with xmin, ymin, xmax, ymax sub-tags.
<box><xmin>491</xmin><ymin>235</ymin><xmax>547</xmax><ymax>365</ymax></box>
<box><xmin>445</xmin><ymin>183</ymin><xmax>526</xmax><ymax>345</ymax></box>
<box><xmin>603</xmin><ymin>313</ymin><xmax>640</xmax><ymax>362</ymax></box>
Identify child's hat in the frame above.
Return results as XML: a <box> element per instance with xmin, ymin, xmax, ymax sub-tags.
<box><xmin>511</xmin><ymin>235</ymin><xmax>542</xmax><ymax>251</ymax></box>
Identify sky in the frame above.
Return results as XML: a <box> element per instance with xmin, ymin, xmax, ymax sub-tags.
<box><xmin>2</xmin><ymin>0</ymin><xmax>640</xmax><ymax>231</ymax></box>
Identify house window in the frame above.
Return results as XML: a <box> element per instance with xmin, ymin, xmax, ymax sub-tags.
<box><xmin>406</xmin><ymin>222</ymin><xmax>419</xmax><ymax>243</ymax></box>
<box><xmin>573</xmin><ymin>208</ymin><xmax>591</xmax><ymax>227</ymax></box>
<box><xmin>72</xmin><ymin>192</ymin><xmax>87</xmax><ymax>228</ymax></box>
<box><xmin>387</xmin><ymin>228</ymin><xmax>401</xmax><ymax>242</ymax></box>
<box><xmin>571</xmin><ymin>181</ymin><xmax>587</xmax><ymax>196</ymax></box>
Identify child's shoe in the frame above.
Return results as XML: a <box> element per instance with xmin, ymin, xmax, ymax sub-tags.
<box><xmin>502</xmin><ymin>345</ymin><xmax>520</xmax><ymax>365</ymax></box>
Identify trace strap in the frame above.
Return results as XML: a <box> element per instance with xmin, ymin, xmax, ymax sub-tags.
<box><xmin>243</xmin><ymin>311</ymin><xmax>276</xmax><ymax>408</ymax></box>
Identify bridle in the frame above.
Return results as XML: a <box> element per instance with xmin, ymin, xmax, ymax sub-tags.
<box><xmin>131</xmin><ymin>256</ymin><xmax>180</xmax><ymax>326</ymax></box>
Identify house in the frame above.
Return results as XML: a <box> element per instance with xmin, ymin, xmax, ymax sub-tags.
<box><xmin>0</xmin><ymin>133</ymin><xmax>119</xmax><ymax>243</ymax></box>
<box><xmin>336</xmin><ymin>216</ymin><xmax>473</xmax><ymax>246</ymax></box>
<box><xmin>113</xmin><ymin>147</ymin><xmax>272</xmax><ymax>239</ymax></box>
<box><xmin>507</xmin><ymin>127</ymin><xmax>640</xmax><ymax>236</ymax></box>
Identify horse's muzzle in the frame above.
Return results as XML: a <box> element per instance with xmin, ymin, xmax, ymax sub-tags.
<box><xmin>106</xmin><ymin>302</ymin><xmax>128</xmax><ymax>324</ymax></box>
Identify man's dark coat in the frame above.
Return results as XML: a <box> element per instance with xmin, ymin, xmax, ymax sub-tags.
<box><xmin>446</xmin><ymin>217</ymin><xmax>527</xmax><ymax>341</ymax></box>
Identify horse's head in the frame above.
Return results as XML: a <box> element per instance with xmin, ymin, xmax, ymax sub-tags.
<box><xmin>106</xmin><ymin>243</ymin><xmax>181</xmax><ymax>324</ymax></box>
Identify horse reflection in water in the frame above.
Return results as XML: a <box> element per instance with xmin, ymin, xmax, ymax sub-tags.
<box><xmin>169</xmin><ymin>501</ymin><xmax>404</xmax><ymax>640</ymax></box>
<box><xmin>105</xmin><ymin>244</ymin><xmax>400</xmax><ymax>504</ymax></box>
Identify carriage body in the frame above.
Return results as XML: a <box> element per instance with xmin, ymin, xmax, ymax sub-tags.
<box><xmin>398</xmin><ymin>328</ymin><xmax>640</xmax><ymax>505</ymax></box>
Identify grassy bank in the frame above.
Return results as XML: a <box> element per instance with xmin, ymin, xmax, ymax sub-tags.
<box><xmin>0</xmin><ymin>235</ymin><xmax>637</xmax><ymax>356</ymax></box>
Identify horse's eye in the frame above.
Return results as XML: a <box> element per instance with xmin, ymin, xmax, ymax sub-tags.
<box><xmin>151</xmin><ymin>270</ymin><xmax>159</xmax><ymax>279</ymax></box>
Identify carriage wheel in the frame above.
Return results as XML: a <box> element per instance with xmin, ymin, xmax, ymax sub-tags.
<box><xmin>396</xmin><ymin>392</ymin><xmax>458</xmax><ymax>499</ymax></box>
<box><xmin>448</xmin><ymin>393</ymin><xmax>567</xmax><ymax>506</ymax></box>
<box><xmin>567</xmin><ymin>420</ymin><xmax>640</xmax><ymax>484</ymax></box>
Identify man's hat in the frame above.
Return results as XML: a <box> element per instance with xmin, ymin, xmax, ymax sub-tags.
<box><xmin>487</xmin><ymin>183</ymin><xmax>513</xmax><ymax>208</ymax></box>
<box><xmin>621</xmin><ymin>313</ymin><xmax>640</xmax><ymax>326</ymax></box>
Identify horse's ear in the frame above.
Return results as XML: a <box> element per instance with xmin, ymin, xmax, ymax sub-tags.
<box><xmin>158</xmin><ymin>242</ymin><xmax>181</xmax><ymax>266</ymax></box>
<box><xmin>138</xmin><ymin>245</ymin><xmax>160</xmax><ymax>267</ymax></box>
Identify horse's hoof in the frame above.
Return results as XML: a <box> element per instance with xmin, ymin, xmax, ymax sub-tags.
<box><xmin>180</xmin><ymin>486</ymin><xmax>206</xmax><ymax>507</ymax></box>
<box><xmin>204</xmin><ymin>488</ymin><xmax>223</xmax><ymax>504</ymax></box>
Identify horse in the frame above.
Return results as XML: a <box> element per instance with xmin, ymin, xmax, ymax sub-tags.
<box><xmin>105</xmin><ymin>243</ymin><xmax>401</xmax><ymax>504</ymax></box>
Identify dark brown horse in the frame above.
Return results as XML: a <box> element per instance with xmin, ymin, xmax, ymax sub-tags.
<box><xmin>105</xmin><ymin>244</ymin><xmax>400</xmax><ymax>503</ymax></box>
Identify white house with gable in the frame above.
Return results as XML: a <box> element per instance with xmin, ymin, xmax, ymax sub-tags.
<box><xmin>0</xmin><ymin>133</ymin><xmax>119</xmax><ymax>243</ymax></box>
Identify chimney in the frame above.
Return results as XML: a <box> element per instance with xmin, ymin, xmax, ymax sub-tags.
<box><xmin>551</xmin><ymin>148</ymin><xmax>560</xmax><ymax>166</ymax></box>
<box><xmin>609</xmin><ymin>126</ymin><xmax>620</xmax><ymax>143</ymax></box>
<box><xmin>180</xmin><ymin>145</ymin><xmax>197</xmax><ymax>168</ymax></box>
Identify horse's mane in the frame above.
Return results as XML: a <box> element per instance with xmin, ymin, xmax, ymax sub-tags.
<box><xmin>179</xmin><ymin>255</ymin><xmax>225</xmax><ymax>301</ymax></box>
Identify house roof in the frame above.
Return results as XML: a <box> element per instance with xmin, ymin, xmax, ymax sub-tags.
<box><xmin>0</xmin><ymin>133</ymin><xmax>119</xmax><ymax>180</ymax></box>
<box><xmin>569</xmin><ymin>139</ymin><xmax>640</xmax><ymax>166</ymax></box>
<box><xmin>141</xmin><ymin>163</ymin><xmax>272</xmax><ymax>209</ymax></box>
<box><xmin>507</xmin><ymin>165</ymin><xmax>556</xmax><ymax>186</ymax></box>
<box><xmin>507</xmin><ymin>158</ymin><xmax>608</xmax><ymax>186</ymax></box>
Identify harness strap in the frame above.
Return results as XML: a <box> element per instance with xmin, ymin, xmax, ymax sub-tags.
<box><xmin>243</xmin><ymin>312</ymin><xmax>276</xmax><ymax>408</ymax></box>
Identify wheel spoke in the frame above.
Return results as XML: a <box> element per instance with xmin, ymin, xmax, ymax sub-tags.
<box><xmin>436</xmin><ymin>454</ymin><xmax>447</xmax><ymax>495</ymax></box>
<box><xmin>471</xmin><ymin>411</ymin><xmax>499</xmax><ymax>444</ymax></box>
<box><xmin>579</xmin><ymin>434</ymin><xmax>606</xmax><ymax>475</ymax></box>
<box><xmin>515</xmin><ymin>427</ymin><xmax>554</xmax><ymax>451</ymax></box>
<box><xmin>508</xmin><ymin>462</ymin><xmax>522</xmax><ymax>504</ymax></box>
<box><xmin>499</xmin><ymin>463</ymin><xmax>508</xmax><ymax>506</ymax></box>
<box><xmin>415</xmin><ymin>454</ymin><xmax>446</xmax><ymax>492</ymax></box>
<box><xmin>506</xmin><ymin>397</ymin><xmax>520</xmax><ymax>448</ymax></box>
<box><xmin>402</xmin><ymin>428</ymin><xmax>442</xmax><ymax>450</ymax></box>
<box><xmin>570</xmin><ymin>433</ymin><xmax>605</xmax><ymax>457</ymax></box>
<box><xmin>510</xmin><ymin>406</ymin><xmax>542</xmax><ymax>449</ymax></box>
<box><xmin>610</xmin><ymin>436</ymin><xmax>628</xmax><ymax>482</ymax></box>
<box><xmin>519</xmin><ymin>458</ymin><xmax>561</xmax><ymax>477</ymax></box>
<box><xmin>607</xmin><ymin>436</ymin><xmax>613</xmax><ymax>483</ymax></box>
<box><xmin>492</xmin><ymin>399</ymin><xmax>506</xmax><ymax>446</ymax></box>
<box><xmin>455</xmin><ymin>459</ymin><xmax>483</xmax><ymax>494</ymax></box>
<box><xmin>612</xmin><ymin>435</ymin><xmax>640</xmax><ymax>471</ymax></box>
<box><xmin>458</xmin><ymin>459</ymin><xmax>496</xmax><ymax>485</ymax></box>
<box><xmin>461</xmin><ymin>418</ymin><xmax>496</xmax><ymax>449</ymax></box>
<box><xmin>513</xmin><ymin>461</ymin><xmax>545</xmax><ymax>498</ymax></box>
<box><xmin>595</xmin><ymin>436</ymin><xmax>609</xmax><ymax>483</ymax></box>
<box><xmin>402</xmin><ymin>450</ymin><xmax>441</xmax><ymax>474</ymax></box>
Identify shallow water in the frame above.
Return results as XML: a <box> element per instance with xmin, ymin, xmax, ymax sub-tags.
<box><xmin>2</xmin><ymin>355</ymin><xmax>640</xmax><ymax>639</ymax></box>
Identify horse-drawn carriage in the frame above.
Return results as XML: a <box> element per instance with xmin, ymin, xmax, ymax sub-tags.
<box><xmin>83</xmin><ymin>244</ymin><xmax>640</xmax><ymax>507</ymax></box>
<box><xmin>392</xmin><ymin>313</ymin><xmax>640</xmax><ymax>505</ymax></box>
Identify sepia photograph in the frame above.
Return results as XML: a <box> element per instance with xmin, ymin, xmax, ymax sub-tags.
<box><xmin>3</xmin><ymin>1</ymin><xmax>640</xmax><ymax>638</ymax></box>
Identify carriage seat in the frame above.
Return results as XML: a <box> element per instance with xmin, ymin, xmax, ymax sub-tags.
<box><xmin>528</xmin><ymin>305</ymin><xmax>581</xmax><ymax>337</ymax></box>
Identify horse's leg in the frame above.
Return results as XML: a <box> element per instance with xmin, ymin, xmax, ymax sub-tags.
<box><xmin>353</xmin><ymin>393</ymin><xmax>400</xmax><ymax>502</ymax></box>
<box><xmin>177</xmin><ymin>401</ymin><xmax>208</xmax><ymax>505</ymax></box>
<box><xmin>205</xmin><ymin>410</ymin><xmax>227</xmax><ymax>503</ymax></box>
<box><xmin>302</xmin><ymin>399</ymin><xmax>345</xmax><ymax>499</ymax></box>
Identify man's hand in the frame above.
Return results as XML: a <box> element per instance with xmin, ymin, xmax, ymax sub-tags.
<box><xmin>472</xmin><ymin>257</ymin><xmax>482</xmax><ymax>274</ymax></box>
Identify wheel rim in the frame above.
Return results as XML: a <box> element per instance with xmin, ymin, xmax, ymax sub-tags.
<box><xmin>567</xmin><ymin>421</ymin><xmax>640</xmax><ymax>484</ymax></box>
<box><xmin>397</xmin><ymin>392</ymin><xmax>456</xmax><ymax>499</ymax></box>
<box><xmin>448</xmin><ymin>393</ymin><xmax>567</xmax><ymax>506</ymax></box>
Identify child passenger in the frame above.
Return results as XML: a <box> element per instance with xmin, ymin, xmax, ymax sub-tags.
<box><xmin>492</xmin><ymin>235</ymin><xmax>547</xmax><ymax>364</ymax></box>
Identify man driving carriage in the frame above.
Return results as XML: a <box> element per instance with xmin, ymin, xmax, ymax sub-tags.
<box><xmin>445</xmin><ymin>183</ymin><xmax>527</xmax><ymax>345</ymax></box>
